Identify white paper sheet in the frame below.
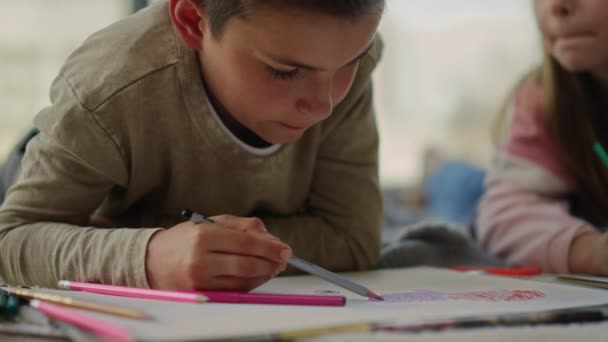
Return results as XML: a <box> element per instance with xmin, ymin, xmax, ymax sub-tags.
<box><xmin>38</xmin><ymin>267</ymin><xmax>608</xmax><ymax>341</ymax></box>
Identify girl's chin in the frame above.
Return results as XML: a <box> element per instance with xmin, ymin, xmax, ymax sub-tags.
<box><xmin>558</xmin><ymin>59</ymin><xmax>594</xmax><ymax>73</ymax></box>
<box><xmin>555</xmin><ymin>53</ymin><xmax>601</xmax><ymax>73</ymax></box>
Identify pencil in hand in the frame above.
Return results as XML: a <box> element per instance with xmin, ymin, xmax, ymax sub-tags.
<box><xmin>181</xmin><ymin>209</ymin><xmax>383</xmax><ymax>301</ymax></box>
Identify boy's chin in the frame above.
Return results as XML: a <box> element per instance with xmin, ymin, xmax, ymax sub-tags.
<box><xmin>261</xmin><ymin>130</ymin><xmax>305</xmax><ymax>145</ymax></box>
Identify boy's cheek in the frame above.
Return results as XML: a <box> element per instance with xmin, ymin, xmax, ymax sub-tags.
<box><xmin>334</xmin><ymin>67</ymin><xmax>358</xmax><ymax>97</ymax></box>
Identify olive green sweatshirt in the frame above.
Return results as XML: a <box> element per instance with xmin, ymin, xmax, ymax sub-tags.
<box><xmin>0</xmin><ymin>2</ymin><xmax>383</xmax><ymax>289</ymax></box>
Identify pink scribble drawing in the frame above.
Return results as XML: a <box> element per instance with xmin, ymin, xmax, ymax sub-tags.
<box><xmin>374</xmin><ymin>290</ymin><xmax>545</xmax><ymax>303</ymax></box>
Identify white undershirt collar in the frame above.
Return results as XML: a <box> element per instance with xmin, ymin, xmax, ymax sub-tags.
<box><xmin>207</xmin><ymin>101</ymin><xmax>281</xmax><ymax>156</ymax></box>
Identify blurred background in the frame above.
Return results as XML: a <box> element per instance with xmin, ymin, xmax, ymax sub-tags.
<box><xmin>0</xmin><ymin>0</ymin><xmax>541</xmax><ymax>188</ymax></box>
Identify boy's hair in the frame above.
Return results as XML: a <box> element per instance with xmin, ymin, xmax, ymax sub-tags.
<box><xmin>198</xmin><ymin>0</ymin><xmax>385</xmax><ymax>38</ymax></box>
<box><xmin>542</xmin><ymin>52</ymin><xmax>608</xmax><ymax>225</ymax></box>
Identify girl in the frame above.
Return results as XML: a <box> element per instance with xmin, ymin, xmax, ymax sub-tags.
<box><xmin>477</xmin><ymin>0</ymin><xmax>608</xmax><ymax>275</ymax></box>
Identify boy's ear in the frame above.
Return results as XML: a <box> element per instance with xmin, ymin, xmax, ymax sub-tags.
<box><xmin>169</xmin><ymin>0</ymin><xmax>208</xmax><ymax>51</ymax></box>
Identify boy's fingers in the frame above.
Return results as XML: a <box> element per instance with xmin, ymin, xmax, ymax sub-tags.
<box><xmin>205</xmin><ymin>253</ymin><xmax>281</xmax><ymax>278</ymax></box>
<box><xmin>209</xmin><ymin>215</ymin><xmax>277</xmax><ymax>238</ymax></box>
<box><xmin>205</xmin><ymin>228</ymin><xmax>291</xmax><ymax>263</ymax></box>
<box><xmin>210</xmin><ymin>215</ymin><xmax>266</xmax><ymax>231</ymax></box>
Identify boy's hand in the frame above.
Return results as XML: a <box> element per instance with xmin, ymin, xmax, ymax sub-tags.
<box><xmin>145</xmin><ymin>216</ymin><xmax>292</xmax><ymax>291</ymax></box>
<box><xmin>208</xmin><ymin>215</ymin><xmax>278</xmax><ymax>237</ymax></box>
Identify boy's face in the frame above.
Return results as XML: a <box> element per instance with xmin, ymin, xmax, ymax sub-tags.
<box><xmin>197</xmin><ymin>6</ymin><xmax>381</xmax><ymax>144</ymax></box>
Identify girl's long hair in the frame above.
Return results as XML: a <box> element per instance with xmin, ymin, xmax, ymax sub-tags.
<box><xmin>491</xmin><ymin>68</ymin><xmax>537</xmax><ymax>146</ymax></box>
<box><xmin>542</xmin><ymin>52</ymin><xmax>608</xmax><ymax>225</ymax></box>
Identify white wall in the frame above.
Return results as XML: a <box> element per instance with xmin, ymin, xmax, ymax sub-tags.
<box><xmin>0</xmin><ymin>1</ymin><xmax>128</xmax><ymax>157</ymax></box>
<box><xmin>375</xmin><ymin>0</ymin><xmax>540</xmax><ymax>185</ymax></box>
<box><xmin>0</xmin><ymin>0</ymin><xmax>541</xmax><ymax>186</ymax></box>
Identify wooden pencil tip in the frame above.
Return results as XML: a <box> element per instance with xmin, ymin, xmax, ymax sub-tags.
<box><xmin>196</xmin><ymin>294</ymin><xmax>209</xmax><ymax>303</ymax></box>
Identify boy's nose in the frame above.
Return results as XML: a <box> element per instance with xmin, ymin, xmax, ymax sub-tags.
<box><xmin>297</xmin><ymin>79</ymin><xmax>334</xmax><ymax>119</ymax></box>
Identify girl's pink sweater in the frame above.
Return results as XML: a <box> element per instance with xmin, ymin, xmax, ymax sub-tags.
<box><xmin>476</xmin><ymin>79</ymin><xmax>597</xmax><ymax>273</ymax></box>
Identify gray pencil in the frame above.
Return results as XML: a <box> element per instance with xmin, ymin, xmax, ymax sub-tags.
<box><xmin>287</xmin><ymin>256</ymin><xmax>382</xmax><ymax>300</ymax></box>
<box><xmin>181</xmin><ymin>209</ymin><xmax>383</xmax><ymax>301</ymax></box>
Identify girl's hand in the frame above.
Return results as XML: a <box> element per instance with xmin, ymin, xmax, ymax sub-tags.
<box><xmin>145</xmin><ymin>216</ymin><xmax>292</xmax><ymax>291</ymax></box>
<box><xmin>569</xmin><ymin>232</ymin><xmax>608</xmax><ymax>275</ymax></box>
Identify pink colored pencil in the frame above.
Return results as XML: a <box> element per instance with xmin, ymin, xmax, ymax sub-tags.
<box><xmin>30</xmin><ymin>299</ymin><xmax>132</xmax><ymax>342</ymax></box>
<box><xmin>190</xmin><ymin>291</ymin><xmax>346</xmax><ymax>306</ymax></box>
<box><xmin>58</xmin><ymin>280</ymin><xmax>207</xmax><ymax>304</ymax></box>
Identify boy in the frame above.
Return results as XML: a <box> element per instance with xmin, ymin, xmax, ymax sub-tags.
<box><xmin>0</xmin><ymin>0</ymin><xmax>384</xmax><ymax>291</ymax></box>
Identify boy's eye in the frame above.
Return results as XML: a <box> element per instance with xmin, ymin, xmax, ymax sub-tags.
<box><xmin>268</xmin><ymin>66</ymin><xmax>300</xmax><ymax>81</ymax></box>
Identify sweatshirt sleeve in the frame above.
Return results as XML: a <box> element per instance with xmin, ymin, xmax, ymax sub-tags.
<box><xmin>476</xmin><ymin>81</ymin><xmax>597</xmax><ymax>273</ymax></box>
<box><xmin>0</xmin><ymin>75</ymin><xmax>161</xmax><ymax>289</ymax></box>
<box><xmin>262</xmin><ymin>39</ymin><xmax>383</xmax><ymax>273</ymax></box>
<box><xmin>477</xmin><ymin>175</ymin><xmax>596</xmax><ymax>273</ymax></box>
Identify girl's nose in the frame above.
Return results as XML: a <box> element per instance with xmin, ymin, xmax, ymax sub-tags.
<box><xmin>550</xmin><ymin>0</ymin><xmax>576</xmax><ymax>17</ymax></box>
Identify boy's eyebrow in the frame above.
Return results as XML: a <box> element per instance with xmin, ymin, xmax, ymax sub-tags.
<box><xmin>268</xmin><ymin>41</ymin><xmax>375</xmax><ymax>71</ymax></box>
